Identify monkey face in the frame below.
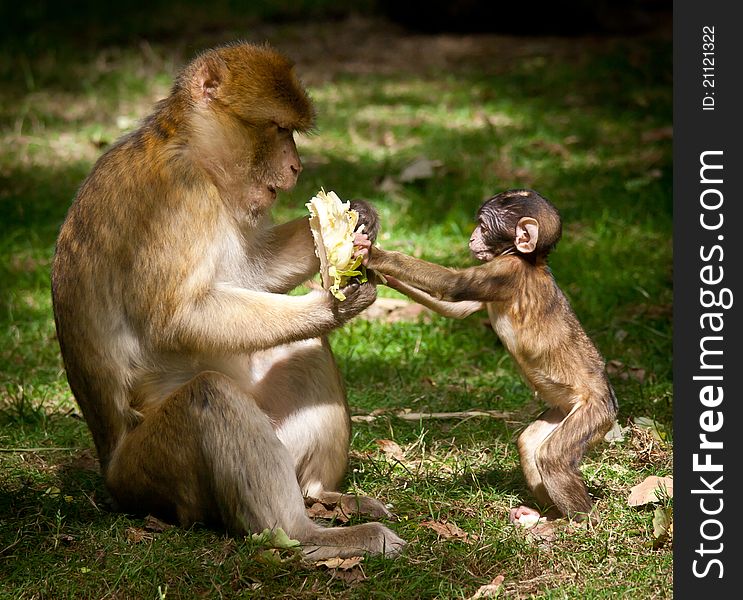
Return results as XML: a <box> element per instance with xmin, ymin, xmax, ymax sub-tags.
<box><xmin>469</xmin><ymin>222</ymin><xmax>498</xmax><ymax>262</ymax></box>
<box><xmin>270</xmin><ymin>126</ymin><xmax>303</xmax><ymax>191</ymax></box>
<box><xmin>184</xmin><ymin>45</ymin><xmax>315</xmax><ymax>215</ymax></box>
<box><xmin>470</xmin><ymin>206</ymin><xmax>520</xmax><ymax>261</ymax></box>
<box><xmin>250</xmin><ymin>125</ymin><xmax>303</xmax><ymax>211</ymax></box>
<box><xmin>248</xmin><ymin>124</ymin><xmax>303</xmax><ymax>202</ymax></box>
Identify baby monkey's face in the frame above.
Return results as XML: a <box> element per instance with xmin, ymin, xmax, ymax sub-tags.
<box><xmin>469</xmin><ymin>221</ymin><xmax>498</xmax><ymax>262</ymax></box>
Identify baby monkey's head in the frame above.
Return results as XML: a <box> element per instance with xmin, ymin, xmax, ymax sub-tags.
<box><xmin>470</xmin><ymin>189</ymin><xmax>562</xmax><ymax>262</ymax></box>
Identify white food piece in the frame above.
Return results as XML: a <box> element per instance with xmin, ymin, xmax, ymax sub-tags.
<box><xmin>306</xmin><ymin>189</ymin><xmax>363</xmax><ymax>300</ymax></box>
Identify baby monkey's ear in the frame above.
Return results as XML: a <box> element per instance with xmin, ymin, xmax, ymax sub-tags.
<box><xmin>514</xmin><ymin>217</ymin><xmax>539</xmax><ymax>254</ymax></box>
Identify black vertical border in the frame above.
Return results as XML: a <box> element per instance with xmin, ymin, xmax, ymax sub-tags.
<box><xmin>674</xmin><ymin>1</ymin><xmax>743</xmax><ymax>596</ymax></box>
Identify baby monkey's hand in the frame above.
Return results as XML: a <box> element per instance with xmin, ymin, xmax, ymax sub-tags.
<box><xmin>353</xmin><ymin>232</ymin><xmax>373</xmax><ymax>266</ymax></box>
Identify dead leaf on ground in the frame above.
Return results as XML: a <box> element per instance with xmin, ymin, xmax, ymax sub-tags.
<box><xmin>375</xmin><ymin>439</ymin><xmax>405</xmax><ymax>461</ymax></box>
<box><xmin>68</xmin><ymin>449</ymin><xmax>100</xmax><ymax>472</ymax></box>
<box><xmin>512</xmin><ymin>512</ymin><xmax>558</xmax><ymax>545</ymax></box>
<box><xmin>525</xmin><ymin>521</ymin><xmax>557</xmax><ymax>544</ymax></box>
<box><xmin>604</xmin><ymin>420</ymin><xmax>627</xmax><ymax>443</ymax></box>
<box><xmin>627</xmin><ymin>475</ymin><xmax>673</xmax><ymax>506</ymax></box>
<box><xmin>398</xmin><ymin>156</ymin><xmax>444</xmax><ymax>182</ymax></box>
<box><xmin>143</xmin><ymin>514</ymin><xmax>173</xmax><ymax>532</ymax></box>
<box><xmin>331</xmin><ymin>568</ymin><xmax>367</xmax><ymax>584</ymax></box>
<box><xmin>125</xmin><ymin>527</ymin><xmax>153</xmax><ymax>543</ymax></box>
<box><xmin>315</xmin><ymin>556</ymin><xmax>367</xmax><ymax>584</ymax></box>
<box><xmin>315</xmin><ymin>556</ymin><xmax>363</xmax><ymax>570</ymax></box>
<box><xmin>469</xmin><ymin>575</ymin><xmax>505</xmax><ymax>599</ymax></box>
<box><xmin>421</xmin><ymin>520</ymin><xmax>477</xmax><ymax>544</ymax></box>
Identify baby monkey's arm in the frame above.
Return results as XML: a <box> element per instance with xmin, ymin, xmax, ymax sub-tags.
<box><xmin>355</xmin><ymin>234</ymin><xmax>510</xmax><ymax>303</ymax></box>
<box><xmin>384</xmin><ymin>275</ymin><xmax>484</xmax><ymax>319</ymax></box>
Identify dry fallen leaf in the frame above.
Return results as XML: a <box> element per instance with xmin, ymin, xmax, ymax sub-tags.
<box><xmin>628</xmin><ymin>476</ymin><xmax>673</xmax><ymax>506</ymax></box>
<box><xmin>315</xmin><ymin>556</ymin><xmax>367</xmax><ymax>584</ymax></box>
<box><xmin>470</xmin><ymin>575</ymin><xmax>505</xmax><ymax>599</ymax></box>
<box><xmin>375</xmin><ymin>439</ymin><xmax>405</xmax><ymax>461</ymax></box>
<box><xmin>526</xmin><ymin>521</ymin><xmax>557</xmax><ymax>544</ymax></box>
<box><xmin>332</xmin><ymin>568</ymin><xmax>367</xmax><ymax>584</ymax></box>
<box><xmin>398</xmin><ymin>156</ymin><xmax>443</xmax><ymax>182</ymax></box>
<box><xmin>604</xmin><ymin>420</ymin><xmax>626</xmax><ymax>443</ymax></box>
<box><xmin>315</xmin><ymin>556</ymin><xmax>363</xmax><ymax>570</ymax></box>
<box><xmin>69</xmin><ymin>449</ymin><xmax>100</xmax><ymax>472</ymax></box>
<box><xmin>421</xmin><ymin>520</ymin><xmax>476</xmax><ymax>544</ymax></box>
<box><xmin>125</xmin><ymin>527</ymin><xmax>153</xmax><ymax>543</ymax></box>
<box><xmin>143</xmin><ymin>515</ymin><xmax>173</xmax><ymax>532</ymax></box>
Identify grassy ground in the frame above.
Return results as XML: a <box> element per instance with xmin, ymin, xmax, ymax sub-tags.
<box><xmin>1</xmin><ymin>13</ymin><xmax>672</xmax><ymax>600</ymax></box>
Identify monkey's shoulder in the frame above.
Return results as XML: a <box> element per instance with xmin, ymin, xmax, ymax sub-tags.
<box><xmin>484</xmin><ymin>264</ymin><xmax>585</xmax><ymax>350</ymax></box>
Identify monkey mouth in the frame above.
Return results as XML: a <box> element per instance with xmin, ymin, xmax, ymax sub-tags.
<box><xmin>267</xmin><ymin>185</ymin><xmax>277</xmax><ymax>198</ymax></box>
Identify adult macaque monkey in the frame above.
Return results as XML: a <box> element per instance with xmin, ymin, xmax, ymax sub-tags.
<box><xmin>51</xmin><ymin>42</ymin><xmax>404</xmax><ymax>559</ymax></box>
<box><xmin>358</xmin><ymin>190</ymin><xmax>617</xmax><ymax>523</ymax></box>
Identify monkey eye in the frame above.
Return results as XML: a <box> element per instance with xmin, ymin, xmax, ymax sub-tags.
<box><xmin>275</xmin><ymin>124</ymin><xmax>291</xmax><ymax>135</ymax></box>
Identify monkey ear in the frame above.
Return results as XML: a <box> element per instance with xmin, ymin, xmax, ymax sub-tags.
<box><xmin>515</xmin><ymin>217</ymin><xmax>539</xmax><ymax>254</ymax></box>
<box><xmin>192</xmin><ymin>54</ymin><xmax>226</xmax><ymax>103</ymax></box>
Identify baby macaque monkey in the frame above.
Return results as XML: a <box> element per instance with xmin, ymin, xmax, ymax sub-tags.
<box><xmin>358</xmin><ymin>189</ymin><xmax>618</xmax><ymax>523</ymax></box>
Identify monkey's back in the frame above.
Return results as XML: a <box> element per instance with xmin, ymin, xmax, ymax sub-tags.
<box><xmin>50</xmin><ymin>118</ymin><xmax>216</xmax><ymax>467</ymax></box>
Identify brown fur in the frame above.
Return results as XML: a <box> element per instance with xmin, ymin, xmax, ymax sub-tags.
<box><xmin>368</xmin><ymin>190</ymin><xmax>617</xmax><ymax>521</ymax></box>
<box><xmin>51</xmin><ymin>42</ymin><xmax>404</xmax><ymax>559</ymax></box>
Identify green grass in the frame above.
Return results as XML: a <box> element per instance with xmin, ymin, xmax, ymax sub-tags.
<box><xmin>1</xmin><ymin>15</ymin><xmax>671</xmax><ymax>600</ymax></box>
